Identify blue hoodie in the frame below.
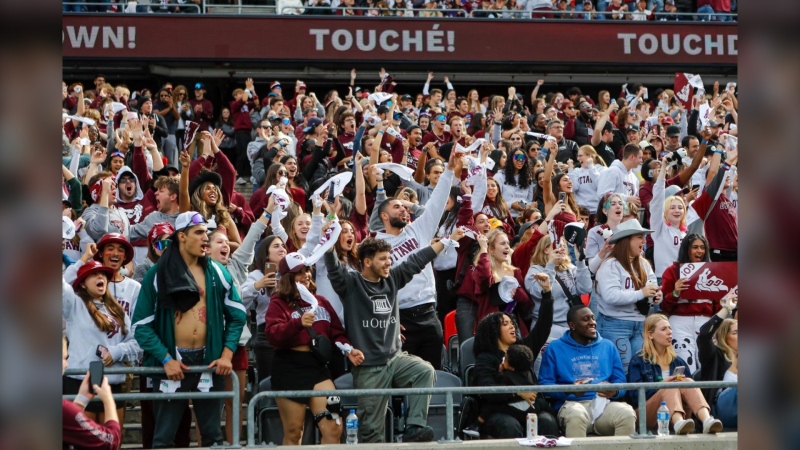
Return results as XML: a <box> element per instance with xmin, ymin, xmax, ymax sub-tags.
<box><xmin>538</xmin><ymin>330</ymin><xmax>627</xmax><ymax>411</ymax></box>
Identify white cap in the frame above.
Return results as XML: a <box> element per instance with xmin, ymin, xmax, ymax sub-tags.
<box><xmin>175</xmin><ymin>211</ymin><xmax>207</xmax><ymax>231</ymax></box>
<box><xmin>62</xmin><ymin>216</ymin><xmax>76</xmax><ymax>240</ymax></box>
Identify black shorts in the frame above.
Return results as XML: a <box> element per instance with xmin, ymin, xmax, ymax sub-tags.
<box><xmin>271</xmin><ymin>350</ymin><xmax>331</xmax><ymax>405</ymax></box>
<box><xmin>63</xmin><ymin>376</ymin><xmax>124</xmax><ymax>413</ymax></box>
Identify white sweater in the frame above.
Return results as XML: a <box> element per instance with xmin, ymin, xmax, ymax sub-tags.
<box><xmin>374</xmin><ymin>168</ymin><xmax>455</xmax><ymax>309</ymax></box>
<box><xmin>525</xmin><ymin>262</ymin><xmax>592</xmax><ymax>327</ymax></box>
<box><xmin>64</xmin><ymin>260</ymin><xmax>142</xmax><ymax>321</ymax></box>
<box><xmin>63</xmin><ymin>279</ymin><xmax>142</xmax><ymax>384</ymax></box>
<box><xmin>649</xmin><ymin>178</ymin><xmax>686</xmax><ymax>276</ymax></box>
<box><xmin>596</xmin><ymin>160</ymin><xmax>639</xmax><ymax>202</ymax></box>
<box><xmin>569</xmin><ymin>164</ymin><xmax>606</xmax><ymax>213</ymax></box>
<box><xmin>595</xmin><ymin>257</ymin><xmax>656</xmax><ymax>321</ymax></box>
<box><xmin>493</xmin><ymin>169</ymin><xmax>534</xmax><ymax>219</ymax></box>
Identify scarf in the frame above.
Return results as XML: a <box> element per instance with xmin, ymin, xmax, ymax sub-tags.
<box><xmin>156</xmin><ymin>240</ymin><xmax>204</xmax><ymax>313</ymax></box>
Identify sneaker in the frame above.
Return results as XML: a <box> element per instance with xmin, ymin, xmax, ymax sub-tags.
<box><xmin>461</xmin><ymin>422</ymin><xmax>481</xmax><ymax>438</ymax></box>
<box><xmin>236</xmin><ymin>177</ymin><xmax>248</xmax><ymax>185</ymax></box>
<box><xmin>403</xmin><ymin>424</ymin><xmax>434</xmax><ymax>442</ymax></box>
<box><xmin>702</xmin><ymin>417</ymin><xmax>723</xmax><ymax>434</ymax></box>
<box><xmin>674</xmin><ymin>418</ymin><xmax>695</xmax><ymax>435</ymax></box>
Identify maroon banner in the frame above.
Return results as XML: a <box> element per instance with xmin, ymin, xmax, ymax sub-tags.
<box><xmin>678</xmin><ymin>262</ymin><xmax>738</xmax><ymax>301</ymax></box>
<box><xmin>62</xmin><ymin>16</ymin><xmax>737</xmax><ymax>65</ymax></box>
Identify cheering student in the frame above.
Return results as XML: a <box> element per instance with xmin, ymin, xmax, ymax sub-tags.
<box><xmin>324</xmin><ymin>231</ymin><xmax>465</xmax><ymax>443</ymax></box>
<box><xmin>649</xmin><ymin>155</ymin><xmax>687</xmax><ymax>278</ymax></box>
<box><xmin>132</xmin><ymin>212</ymin><xmax>246</xmax><ymax>448</ymax></box>
<box><xmin>594</xmin><ymin>220</ymin><xmax>661</xmax><ymax>371</ymax></box>
<box><xmin>627</xmin><ymin>314</ymin><xmax>724</xmax><ymax>435</ymax></box>
<box><xmin>264</xmin><ymin>252</ymin><xmax>364</xmax><ymax>445</ymax></box>
<box><xmin>697</xmin><ymin>292</ymin><xmax>738</xmax><ymax>428</ymax></box>
<box><xmin>63</xmin><ymin>261</ymin><xmax>141</xmax><ymax>432</ymax></box>
<box><xmin>493</xmin><ymin>146</ymin><xmax>535</xmax><ymax>221</ymax></box>
<box><xmin>567</xmin><ymin>145</ymin><xmax>607</xmax><ymax>224</ymax></box>
<box><xmin>541</xmin><ymin>139</ymin><xmax>580</xmax><ymax>241</ymax></box>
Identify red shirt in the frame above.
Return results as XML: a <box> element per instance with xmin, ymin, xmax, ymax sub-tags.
<box><xmin>62</xmin><ymin>399</ymin><xmax>122</xmax><ymax>450</ymax></box>
<box><xmin>422</xmin><ymin>130</ymin><xmax>451</xmax><ymax>154</ymax></box>
<box><xmin>660</xmin><ymin>262</ymin><xmax>720</xmax><ymax>317</ymax></box>
<box><xmin>691</xmin><ymin>189</ymin><xmax>738</xmax><ymax>251</ymax></box>
<box><xmin>230</xmin><ymin>98</ymin><xmax>258</xmax><ymax>132</ymax></box>
<box><xmin>264</xmin><ymin>294</ymin><xmax>350</xmax><ymax>349</ymax></box>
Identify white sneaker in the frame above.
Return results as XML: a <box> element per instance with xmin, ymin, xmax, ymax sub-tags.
<box><xmin>236</xmin><ymin>177</ymin><xmax>247</xmax><ymax>185</ymax></box>
<box><xmin>703</xmin><ymin>417</ymin><xmax>723</xmax><ymax>434</ymax></box>
<box><xmin>674</xmin><ymin>418</ymin><xmax>695</xmax><ymax>435</ymax></box>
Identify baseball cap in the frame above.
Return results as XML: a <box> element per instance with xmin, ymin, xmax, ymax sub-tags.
<box><xmin>279</xmin><ymin>252</ymin><xmax>307</xmax><ymax>276</ymax></box>
<box><xmin>665</xmin><ymin>185</ymin><xmax>682</xmax><ymax>197</ymax></box>
<box><xmin>297</xmin><ymin>82</ymin><xmax>307</xmax><ymax>89</ymax></box>
<box><xmin>666</xmin><ymin>125</ymin><xmax>681</xmax><ymax>137</ymax></box>
<box><xmin>627</xmin><ymin>124</ymin><xmax>640</xmax><ymax>133</ymax></box>
<box><xmin>194</xmin><ymin>82</ymin><xmax>205</xmax><ymax>90</ymax></box>
<box><xmin>303</xmin><ymin>117</ymin><xmax>323</xmax><ymax>133</ymax></box>
<box><xmin>665</xmin><ymin>0</ymin><xmax>675</xmax><ymax>4</ymax></box>
<box><xmin>401</xmin><ymin>94</ymin><xmax>413</xmax><ymax>101</ymax></box>
<box><xmin>270</xmin><ymin>81</ymin><xmax>281</xmax><ymax>90</ymax></box>
<box><xmin>377</xmin><ymin>104</ymin><xmax>390</xmax><ymax>115</ymax></box>
<box><xmin>661</xmin><ymin>116</ymin><xmax>674</xmax><ymax>125</ymax></box>
<box><xmin>708</xmin><ymin>120</ymin><xmax>722</xmax><ymax>128</ymax></box>
<box><xmin>175</xmin><ymin>211</ymin><xmax>208</xmax><ymax>232</ymax></box>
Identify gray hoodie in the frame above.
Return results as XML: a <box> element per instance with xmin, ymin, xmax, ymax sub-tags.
<box><xmin>81</xmin><ymin>203</ymin><xmax>130</xmax><ymax>242</ymax></box>
<box><xmin>324</xmin><ymin>246</ymin><xmax>438</xmax><ymax>366</ymax></box>
<box><xmin>129</xmin><ymin>210</ymin><xmax>179</xmax><ymax>242</ymax></box>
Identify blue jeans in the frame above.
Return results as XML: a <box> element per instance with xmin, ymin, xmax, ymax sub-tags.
<box><xmin>596</xmin><ymin>0</ymin><xmax>609</xmax><ymax>19</ymax></box>
<box><xmin>63</xmin><ymin>0</ymin><xmax>84</xmax><ymax>12</ymax></box>
<box><xmin>596</xmin><ymin>313</ymin><xmax>644</xmax><ymax>372</ymax></box>
<box><xmin>647</xmin><ymin>0</ymin><xmax>664</xmax><ymax>12</ymax></box>
<box><xmin>716</xmin><ymin>388</ymin><xmax>738</xmax><ymax>428</ymax></box>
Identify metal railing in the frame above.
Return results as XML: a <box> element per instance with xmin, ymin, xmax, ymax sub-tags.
<box><xmin>64</xmin><ymin>365</ymin><xmax>241</xmax><ymax>447</ymax></box>
<box><xmin>468</xmin><ymin>9</ymin><xmax>737</xmax><ymax>20</ymax></box>
<box><xmin>247</xmin><ymin>380</ymin><xmax>737</xmax><ymax>446</ymax></box>
<box><xmin>63</xmin><ymin>1</ymin><xmax>202</xmax><ymax>13</ymax></box>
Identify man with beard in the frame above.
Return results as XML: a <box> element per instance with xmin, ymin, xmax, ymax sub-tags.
<box><xmin>371</xmin><ymin>150</ymin><xmax>459</xmax><ymax>371</ymax></box>
<box><xmin>591</xmin><ymin>104</ymin><xmax>619</xmax><ymax>167</ymax></box>
<box><xmin>548</xmin><ymin>119</ymin><xmax>579</xmax><ymax>164</ymax></box>
<box><xmin>115</xmin><ymin>166</ymin><xmax>151</xmax><ymax>265</ymax></box>
<box><xmin>133</xmin><ymin>212</ymin><xmax>246</xmax><ymax>448</ymax></box>
<box><xmin>538</xmin><ymin>305</ymin><xmax>636</xmax><ymax>438</ymax></box>
<box><xmin>565</xmin><ymin>101</ymin><xmax>595</xmax><ymax>147</ymax></box>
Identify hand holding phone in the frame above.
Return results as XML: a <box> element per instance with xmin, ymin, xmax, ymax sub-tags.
<box><xmin>326</xmin><ymin>180</ymin><xmax>336</xmax><ymax>204</ymax></box>
<box><xmin>673</xmin><ymin>366</ymin><xmax>686</xmax><ymax>380</ymax></box>
<box><xmin>89</xmin><ymin>360</ymin><xmax>104</xmax><ymax>393</ymax></box>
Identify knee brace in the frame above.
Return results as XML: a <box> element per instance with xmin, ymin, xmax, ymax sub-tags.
<box><xmin>314</xmin><ymin>396</ymin><xmax>342</xmax><ymax>426</ymax></box>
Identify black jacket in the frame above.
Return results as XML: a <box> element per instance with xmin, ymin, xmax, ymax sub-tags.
<box><xmin>473</xmin><ymin>293</ymin><xmax>554</xmax><ymax>410</ymax></box>
<box><xmin>697</xmin><ymin>315</ymin><xmax>732</xmax><ymax>404</ymax></box>
<box><xmin>554</xmin><ymin>138</ymin><xmax>580</xmax><ymax>164</ymax></box>
<box><xmin>573</xmin><ymin>116</ymin><xmax>594</xmax><ymax>147</ymax></box>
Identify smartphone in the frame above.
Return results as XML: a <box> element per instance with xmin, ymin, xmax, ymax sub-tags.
<box><xmin>691</xmin><ymin>184</ymin><xmax>700</xmax><ymax>191</ymax></box>
<box><xmin>673</xmin><ymin>366</ymin><xmax>686</xmax><ymax>379</ymax></box>
<box><xmin>89</xmin><ymin>360</ymin><xmax>104</xmax><ymax>390</ymax></box>
<box><xmin>327</xmin><ymin>180</ymin><xmax>336</xmax><ymax>204</ymax></box>
<box><xmin>559</xmin><ymin>192</ymin><xmax>567</xmax><ymax>203</ymax></box>
<box><xmin>264</xmin><ymin>262</ymin><xmax>277</xmax><ymax>276</ymax></box>
<box><xmin>96</xmin><ymin>345</ymin><xmax>109</xmax><ymax>359</ymax></box>
<box><xmin>74</xmin><ymin>220</ymin><xmax>84</xmax><ymax>233</ymax></box>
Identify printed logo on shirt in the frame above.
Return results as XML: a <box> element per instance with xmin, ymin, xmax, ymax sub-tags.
<box><xmin>571</xmin><ymin>354</ymin><xmax>600</xmax><ymax>380</ymax></box>
<box><xmin>291</xmin><ymin>306</ymin><xmax>332</xmax><ymax>323</ymax></box>
<box><xmin>371</xmin><ymin>295</ymin><xmax>392</xmax><ymax>314</ymax></box>
<box><xmin>106</xmin><ymin>316</ymin><xmax>121</xmax><ymax>339</ymax></box>
<box><xmin>622</xmin><ymin>181</ymin><xmax>636</xmax><ymax>196</ymax></box>
<box><xmin>579</xmin><ymin>176</ymin><xmax>593</xmax><ymax>184</ymax></box>
<box><xmin>362</xmin><ymin>315</ymin><xmax>396</xmax><ymax>329</ymax></box>
<box><xmin>389</xmin><ymin>237</ymin><xmax>420</xmax><ymax>262</ymax></box>
<box><xmin>110</xmin><ymin>219</ymin><xmax>125</xmax><ymax>234</ymax></box>
<box><xmin>119</xmin><ymin>203</ymin><xmax>144</xmax><ymax>224</ymax></box>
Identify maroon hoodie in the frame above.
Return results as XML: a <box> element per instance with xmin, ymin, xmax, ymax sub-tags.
<box><xmin>230</xmin><ymin>96</ymin><xmax>258</xmax><ymax>132</ymax></box>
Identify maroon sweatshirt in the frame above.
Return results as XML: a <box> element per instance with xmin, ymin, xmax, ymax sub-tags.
<box><xmin>264</xmin><ymin>293</ymin><xmax>350</xmax><ymax>350</ymax></box>
<box><xmin>62</xmin><ymin>399</ymin><xmax>121</xmax><ymax>450</ymax></box>
<box><xmin>230</xmin><ymin>97</ymin><xmax>258</xmax><ymax>132</ymax></box>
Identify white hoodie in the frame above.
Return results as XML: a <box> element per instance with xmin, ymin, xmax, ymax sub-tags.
<box><xmin>374</xmin><ymin>168</ymin><xmax>455</xmax><ymax>309</ymax></box>
<box><xmin>569</xmin><ymin>163</ymin><xmax>606</xmax><ymax>213</ymax></box>
<box><xmin>596</xmin><ymin>160</ymin><xmax>639</xmax><ymax>202</ymax></box>
<box><xmin>649</xmin><ymin>178</ymin><xmax>686</xmax><ymax>276</ymax></box>
<box><xmin>595</xmin><ymin>257</ymin><xmax>655</xmax><ymax>322</ymax></box>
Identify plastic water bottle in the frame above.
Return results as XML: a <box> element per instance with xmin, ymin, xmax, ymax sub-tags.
<box><xmin>657</xmin><ymin>401</ymin><xmax>670</xmax><ymax>436</ymax></box>
<box><xmin>346</xmin><ymin>409</ymin><xmax>358</xmax><ymax>444</ymax></box>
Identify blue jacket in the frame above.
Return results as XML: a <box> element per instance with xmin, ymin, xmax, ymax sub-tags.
<box><xmin>626</xmin><ymin>353</ymin><xmax>690</xmax><ymax>406</ymax></box>
<box><xmin>538</xmin><ymin>331</ymin><xmax>627</xmax><ymax>411</ymax></box>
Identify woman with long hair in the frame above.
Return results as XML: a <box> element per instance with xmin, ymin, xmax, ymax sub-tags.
<box><xmin>627</xmin><ymin>314</ymin><xmax>724</xmax><ymax>434</ymax></box>
<box><xmin>494</xmin><ymin>147</ymin><xmax>534</xmax><ymax>221</ymax></box>
<box><xmin>458</xmin><ymin>229</ymin><xmax>533</xmax><ymax>343</ymax></box>
<box><xmin>568</xmin><ymin>146</ymin><xmax>607</xmax><ymax>225</ymax></box>
<box><xmin>63</xmin><ymin>261</ymin><xmax>140</xmax><ymax>430</ymax></box>
<box><xmin>649</xmin><ymin>156</ymin><xmax>687</xmax><ymax>278</ymax></box>
<box><xmin>541</xmin><ymin>139</ymin><xmax>580</xmax><ymax>241</ymax></box>
<box><xmin>215</xmin><ymin>107</ymin><xmax>237</xmax><ymax>154</ymax></box>
<box><xmin>189</xmin><ymin>171</ymin><xmax>242</xmax><ymax>248</ymax></box>
<box><xmin>467</xmin><ymin>89</ymin><xmax>486</xmax><ymax>114</ymax></box>
<box><xmin>660</xmin><ymin>234</ymin><xmax>718</xmax><ymax>374</ymax></box>
<box><xmin>597</xmin><ymin>90</ymin><xmax>611</xmax><ymax>113</ymax></box>
<box><xmin>470</xmin><ymin>303</ymin><xmax>559</xmax><ymax>438</ymax></box>
<box><xmin>595</xmin><ymin>219</ymin><xmax>662</xmax><ymax>371</ymax></box>
<box><xmin>467</xmin><ymin>112</ymin><xmax>487</xmax><ymax>138</ymax></box>
<box><xmin>249</xmin><ymin>163</ymin><xmax>295</xmax><ymax>218</ymax></box>
<box><xmin>264</xmin><ymin>253</ymin><xmax>364</xmax><ymax>445</ymax></box>
<box><xmin>478</xmin><ymin>177</ymin><xmax>515</xmax><ymax>236</ymax></box>
<box><xmin>697</xmin><ymin>292</ymin><xmax>738</xmax><ymax>428</ymax></box>
<box><xmin>242</xmin><ymin>235</ymin><xmax>287</xmax><ymax>383</ymax></box>
<box><xmin>586</xmin><ymin>193</ymin><xmax>627</xmax><ymax>274</ymax></box>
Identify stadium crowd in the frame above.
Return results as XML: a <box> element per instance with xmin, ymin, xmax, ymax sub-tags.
<box><xmin>63</xmin><ymin>0</ymin><xmax>737</xmax><ymax>21</ymax></box>
<box><xmin>61</xmin><ymin>68</ymin><xmax>738</xmax><ymax>447</ymax></box>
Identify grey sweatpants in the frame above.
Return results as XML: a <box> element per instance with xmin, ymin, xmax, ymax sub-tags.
<box><xmin>351</xmin><ymin>352</ymin><xmax>436</xmax><ymax>443</ymax></box>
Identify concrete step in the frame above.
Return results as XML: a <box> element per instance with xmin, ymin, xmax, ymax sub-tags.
<box><xmin>122</xmin><ymin>403</ymin><xmax>250</xmax><ymax>446</ymax></box>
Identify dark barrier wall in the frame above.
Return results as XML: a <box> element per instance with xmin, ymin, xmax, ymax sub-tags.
<box><xmin>63</xmin><ymin>15</ymin><xmax>736</xmax><ymax>66</ymax></box>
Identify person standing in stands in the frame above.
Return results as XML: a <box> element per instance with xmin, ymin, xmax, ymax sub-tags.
<box><xmin>191</xmin><ymin>82</ymin><xmax>214</xmax><ymax>132</ymax></box>
<box><xmin>230</xmin><ymin>78</ymin><xmax>258</xmax><ymax>185</ymax></box>
<box><xmin>370</xmin><ymin>150</ymin><xmax>459</xmax><ymax>370</ymax></box>
<box><xmin>132</xmin><ymin>212</ymin><xmax>247</xmax><ymax>448</ymax></box>
<box><xmin>325</xmin><ymin>231</ymin><xmax>465</xmax><ymax>443</ymax></box>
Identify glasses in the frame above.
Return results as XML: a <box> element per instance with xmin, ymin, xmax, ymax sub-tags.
<box><xmin>529</xmin><ymin>147</ymin><xmax>540</xmax><ymax>152</ymax></box>
<box><xmin>566</xmin><ymin>106</ymin><xmax>575</xmax><ymax>110</ymax></box>
<box><xmin>110</xmin><ymin>151</ymin><xmax>125</xmax><ymax>159</ymax></box>
<box><xmin>118</xmin><ymin>177</ymin><xmax>135</xmax><ymax>184</ymax></box>
<box><xmin>160</xmin><ymin>94</ymin><xmax>170</xmax><ymax>98</ymax></box>
<box><xmin>182</xmin><ymin>212</ymin><xmax>207</xmax><ymax>231</ymax></box>
<box><xmin>550</xmin><ymin>125</ymin><xmax>564</xmax><ymax>130</ymax></box>
<box><xmin>154</xmin><ymin>239</ymin><xmax>172</xmax><ymax>251</ymax></box>
<box><xmin>436</xmin><ymin>115</ymin><xmax>446</xmax><ymax>122</ymax></box>
<box><xmin>260</xmin><ymin>125</ymin><xmax>271</xmax><ymax>129</ymax></box>
<box><xmin>278</xmin><ymin>170</ymin><xmax>288</xmax><ymax>176</ymax></box>
<box><xmin>513</xmin><ymin>154</ymin><xmax>527</xmax><ymax>162</ymax></box>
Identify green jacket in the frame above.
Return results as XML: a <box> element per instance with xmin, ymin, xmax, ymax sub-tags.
<box><xmin>132</xmin><ymin>259</ymin><xmax>247</xmax><ymax>373</ymax></box>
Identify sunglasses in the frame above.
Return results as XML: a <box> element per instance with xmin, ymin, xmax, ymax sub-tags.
<box><xmin>282</xmin><ymin>118</ymin><xmax>291</xmax><ymax>125</ymax></box>
<box><xmin>260</xmin><ymin>125</ymin><xmax>271</xmax><ymax>129</ymax></box>
<box><xmin>513</xmin><ymin>154</ymin><xmax>527</xmax><ymax>162</ymax></box>
<box><xmin>118</xmin><ymin>177</ymin><xmax>135</xmax><ymax>184</ymax></box>
<box><xmin>436</xmin><ymin>115</ymin><xmax>446</xmax><ymax>122</ymax></box>
<box><xmin>278</xmin><ymin>170</ymin><xmax>288</xmax><ymax>176</ymax></box>
<box><xmin>182</xmin><ymin>212</ymin><xmax>208</xmax><ymax>231</ymax></box>
<box><xmin>110</xmin><ymin>151</ymin><xmax>125</xmax><ymax>159</ymax></box>
<box><xmin>393</xmin><ymin>112</ymin><xmax>403</xmax><ymax>120</ymax></box>
<box><xmin>154</xmin><ymin>239</ymin><xmax>172</xmax><ymax>251</ymax></box>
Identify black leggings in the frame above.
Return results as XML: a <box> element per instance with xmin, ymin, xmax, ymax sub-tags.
<box><xmin>253</xmin><ymin>328</ymin><xmax>274</xmax><ymax>384</ymax></box>
<box><xmin>434</xmin><ymin>267</ymin><xmax>458</xmax><ymax>327</ymax></box>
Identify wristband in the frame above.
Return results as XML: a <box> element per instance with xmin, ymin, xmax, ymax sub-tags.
<box><xmin>378</xmin><ymin>130</ymin><xmax>385</xmax><ymax>134</ymax></box>
<box><xmin>74</xmin><ymin>394</ymin><xmax>91</xmax><ymax>409</ymax></box>
<box><xmin>673</xmin><ymin>290</ymin><xmax>680</xmax><ymax>298</ymax></box>
<box><xmin>713</xmin><ymin>149</ymin><xmax>724</xmax><ymax>155</ymax></box>
<box><xmin>162</xmin><ymin>354</ymin><xmax>173</xmax><ymax>365</ymax></box>
<box><xmin>326</xmin><ymin>214</ymin><xmax>336</xmax><ymax>220</ymax></box>
<box><xmin>700</xmin><ymin>139</ymin><xmax>708</xmax><ymax>145</ymax></box>
<box><xmin>264</xmin><ymin>212</ymin><xmax>272</xmax><ymax>220</ymax></box>
<box><xmin>721</xmin><ymin>163</ymin><xmax>730</xmax><ymax>171</ymax></box>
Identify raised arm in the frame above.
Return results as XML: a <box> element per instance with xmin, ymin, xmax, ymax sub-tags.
<box><xmin>541</xmin><ymin>139</ymin><xmax>558</xmax><ymax>207</ymax></box>
<box><xmin>178</xmin><ymin>150</ymin><xmax>192</xmax><ymax>213</ymax></box>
